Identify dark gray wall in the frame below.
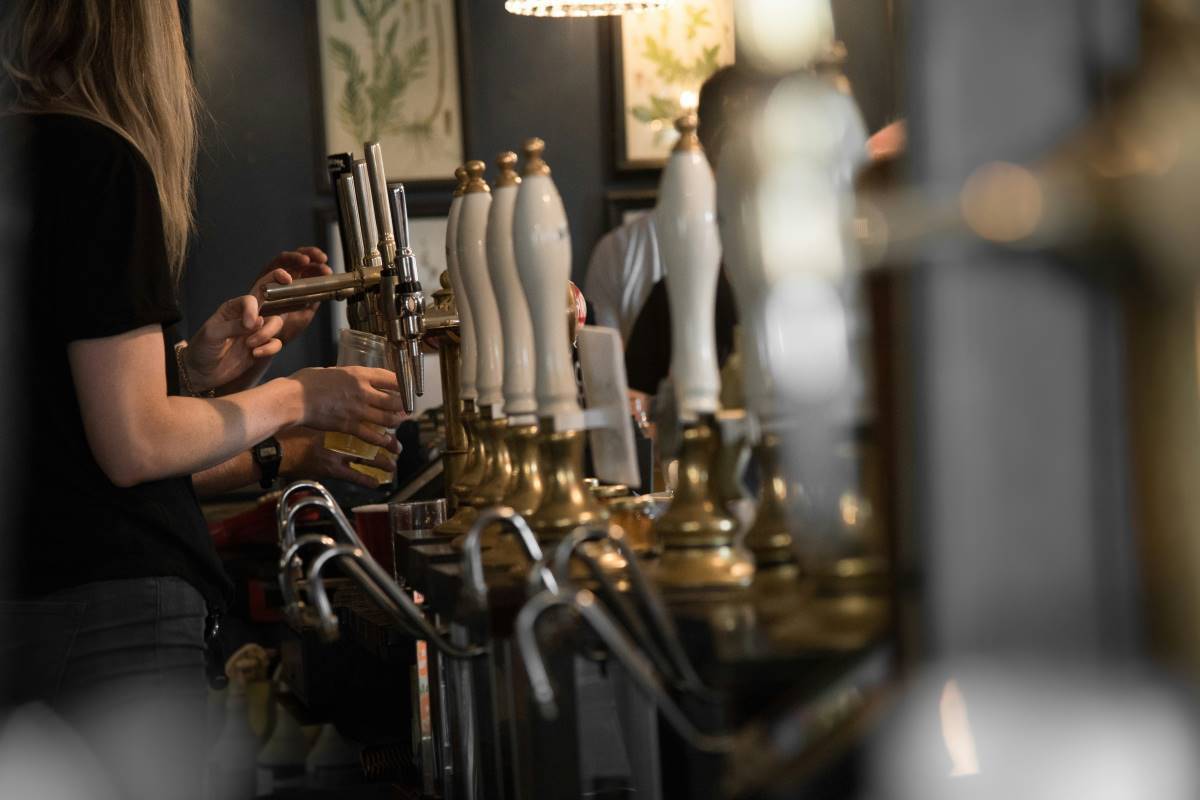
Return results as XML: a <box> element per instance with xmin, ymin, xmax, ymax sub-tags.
<box><xmin>188</xmin><ymin>0</ymin><xmax>335</xmax><ymax>375</ymax></box>
<box><xmin>186</xmin><ymin>0</ymin><xmax>895</xmax><ymax>377</ymax></box>
<box><xmin>907</xmin><ymin>0</ymin><xmax>1141</xmax><ymax>659</ymax></box>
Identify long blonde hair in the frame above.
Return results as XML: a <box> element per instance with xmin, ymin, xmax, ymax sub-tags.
<box><xmin>0</xmin><ymin>0</ymin><xmax>198</xmax><ymax>281</ymax></box>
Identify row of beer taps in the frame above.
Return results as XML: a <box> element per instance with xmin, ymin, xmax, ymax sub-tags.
<box><xmin>262</xmin><ymin>0</ymin><xmax>1200</xmax><ymax>794</ymax></box>
<box><xmin>270</xmin><ymin>89</ymin><xmax>885</xmax><ymax>794</ymax></box>
<box><xmin>270</xmin><ymin>13</ymin><xmax>892</xmax><ymax>786</ymax></box>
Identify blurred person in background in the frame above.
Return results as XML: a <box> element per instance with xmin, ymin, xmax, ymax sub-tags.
<box><xmin>619</xmin><ymin>66</ymin><xmax>768</xmax><ymax>399</ymax></box>
<box><xmin>583</xmin><ymin>202</ymin><xmax>662</xmax><ymax>345</ymax></box>
<box><xmin>623</xmin><ymin>64</ymin><xmax>877</xmax><ymax>400</ymax></box>
<box><xmin>0</xmin><ymin>1</ymin><xmax>406</xmax><ymax>797</ymax></box>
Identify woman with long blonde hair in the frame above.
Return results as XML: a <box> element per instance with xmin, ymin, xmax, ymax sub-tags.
<box><xmin>0</xmin><ymin>2</ymin><xmax>400</xmax><ymax>796</ymax></box>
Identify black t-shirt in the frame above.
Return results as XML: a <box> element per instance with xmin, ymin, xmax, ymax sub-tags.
<box><xmin>623</xmin><ymin>269</ymin><xmax>739</xmax><ymax>395</ymax></box>
<box><xmin>6</xmin><ymin>113</ymin><xmax>232</xmax><ymax>611</ymax></box>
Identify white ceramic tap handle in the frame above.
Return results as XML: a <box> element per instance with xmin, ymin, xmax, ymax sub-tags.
<box><xmin>456</xmin><ymin>161</ymin><xmax>505</xmax><ymax>412</ymax></box>
<box><xmin>513</xmin><ymin>139</ymin><xmax>580</xmax><ymax>420</ymax></box>
<box><xmin>487</xmin><ymin>152</ymin><xmax>538</xmax><ymax>418</ymax></box>
<box><xmin>656</xmin><ymin>115</ymin><xmax>722</xmax><ymax>419</ymax></box>
<box><xmin>445</xmin><ymin>169</ymin><xmax>476</xmax><ymax>400</ymax></box>
<box><xmin>716</xmin><ymin>132</ymin><xmax>778</xmax><ymax>421</ymax></box>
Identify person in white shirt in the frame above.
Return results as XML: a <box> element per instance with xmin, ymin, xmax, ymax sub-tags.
<box><xmin>583</xmin><ymin>211</ymin><xmax>663</xmax><ymax>342</ymax></box>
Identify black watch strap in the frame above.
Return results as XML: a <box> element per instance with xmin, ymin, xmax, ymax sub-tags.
<box><xmin>252</xmin><ymin>436</ymin><xmax>282</xmax><ymax>490</ymax></box>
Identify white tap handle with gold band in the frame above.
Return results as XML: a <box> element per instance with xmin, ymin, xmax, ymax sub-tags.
<box><xmin>513</xmin><ymin>138</ymin><xmax>580</xmax><ymax>421</ymax></box>
<box><xmin>656</xmin><ymin>115</ymin><xmax>722</xmax><ymax>420</ymax></box>
<box><xmin>456</xmin><ymin>161</ymin><xmax>505</xmax><ymax>413</ymax></box>
<box><xmin>716</xmin><ymin>134</ymin><xmax>779</xmax><ymax>422</ymax></box>
<box><xmin>487</xmin><ymin>152</ymin><xmax>538</xmax><ymax>420</ymax></box>
<box><xmin>445</xmin><ymin>168</ymin><xmax>476</xmax><ymax>401</ymax></box>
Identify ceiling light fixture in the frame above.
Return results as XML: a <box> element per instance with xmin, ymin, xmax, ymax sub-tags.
<box><xmin>505</xmin><ymin>0</ymin><xmax>670</xmax><ymax>18</ymax></box>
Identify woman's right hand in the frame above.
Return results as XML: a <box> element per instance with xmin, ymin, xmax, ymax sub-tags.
<box><xmin>288</xmin><ymin>366</ymin><xmax>406</xmax><ymax>448</ymax></box>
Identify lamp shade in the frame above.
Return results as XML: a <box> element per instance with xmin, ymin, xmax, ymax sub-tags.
<box><xmin>505</xmin><ymin>0</ymin><xmax>668</xmax><ymax>18</ymax></box>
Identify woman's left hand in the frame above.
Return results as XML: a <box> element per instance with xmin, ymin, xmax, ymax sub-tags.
<box><xmin>252</xmin><ymin>247</ymin><xmax>332</xmax><ymax>345</ymax></box>
<box><xmin>184</xmin><ymin>295</ymin><xmax>283</xmax><ymax>393</ymax></box>
<box><xmin>278</xmin><ymin>425</ymin><xmax>401</xmax><ymax>489</ymax></box>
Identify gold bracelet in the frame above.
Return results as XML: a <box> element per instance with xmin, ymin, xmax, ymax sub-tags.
<box><xmin>174</xmin><ymin>340</ymin><xmax>216</xmax><ymax>398</ymax></box>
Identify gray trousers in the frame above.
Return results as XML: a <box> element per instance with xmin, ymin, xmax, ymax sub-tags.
<box><xmin>1</xmin><ymin>576</ymin><xmax>210</xmax><ymax>800</ymax></box>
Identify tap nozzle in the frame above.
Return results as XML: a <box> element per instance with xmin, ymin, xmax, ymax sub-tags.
<box><xmin>396</xmin><ymin>345</ymin><xmax>417</xmax><ymax>415</ymax></box>
<box><xmin>389</xmin><ymin>183</ymin><xmax>428</xmax><ymax>399</ymax></box>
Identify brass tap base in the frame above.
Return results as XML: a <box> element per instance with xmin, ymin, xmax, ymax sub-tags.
<box><xmin>604</xmin><ymin>494</ymin><xmax>660</xmax><ymax>558</ymax></box>
<box><xmin>653</xmin><ymin>420</ymin><xmax>754</xmax><ymax>591</ymax></box>
<box><xmin>442</xmin><ymin>448</ymin><xmax>470</xmax><ymax>513</ymax></box>
<box><xmin>435</xmin><ymin>503</ymin><xmax>477</xmax><ymax>538</ymax></box>
<box><xmin>762</xmin><ymin>591</ymin><xmax>889</xmax><ymax>653</ymax></box>
<box><xmin>467</xmin><ymin>415</ymin><xmax>512</xmax><ymax>508</ymax></box>
<box><xmin>452</xmin><ymin>405</ymin><xmax>484</xmax><ymax>504</ymax></box>
<box><xmin>651</xmin><ymin>545</ymin><xmax>755</xmax><ymax>593</ymax></box>
<box><xmin>448</xmin><ymin>516</ymin><xmax>528</xmax><ymax>564</ymax></box>
<box><xmin>814</xmin><ymin>555</ymin><xmax>890</xmax><ymax>596</ymax></box>
<box><xmin>500</xmin><ymin>422</ymin><xmax>543</xmax><ymax>516</ymax></box>
<box><xmin>435</xmin><ymin>335</ymin><xmax>467</xmax><ymax>505</ymax></box>
<box><xmin>752</xmin><ymin>563</ymin><xmax>809</xmax><ymax>626</ymax></box>
<box><xmin>447</xmin><ymin>415</ymin><xmax>517</xmax><ymax>552</ymax></box>
<box><xmin>526</xmin><ymin>426</ymin><xmax>608</xmax><ymax>544</ymax></box>
<box><xmin>743</xmin><ymin>433</ymin><xmax>803</xmax><ymax>575</ymax></box>
<box><xmin>712</xmin><ymin>412</ymin><xmax>752</xmax><ymax>511</ymax></box>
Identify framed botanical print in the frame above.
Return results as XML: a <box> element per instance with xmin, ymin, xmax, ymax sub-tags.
<box><xmin>611</xmin><ymin>0</ymin><xmax>735</xmax><ymax>172</ymax></box>
<box><xmin>313</xmin><ymin>0</ymin><xmax>468</xmax><ymax>190</ymax></box>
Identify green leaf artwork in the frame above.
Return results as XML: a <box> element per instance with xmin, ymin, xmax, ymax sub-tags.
<box><xmin>325</xmin><ymin>0</ymin><xmax>450</xmax><ymax>149</ymax></box>
<box><xmin>625</xmin><ymin>1</ymin><xmax>731</xmax><ymax>151</ymax></box>
<box><xmin>684</xmin><ymin>5</ymin><xmax>710</xmax><ymax>40</ymax></box>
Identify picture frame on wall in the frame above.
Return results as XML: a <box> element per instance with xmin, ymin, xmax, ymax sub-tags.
<box><xmin>309</xmin><ymin>0</ymin><xmax>470</xmax><ymax>194</ymax></box>
<box><xmin>610</xmin><ymin>0</ymin><xmax>735</xmax><ymax>173</ymax></box>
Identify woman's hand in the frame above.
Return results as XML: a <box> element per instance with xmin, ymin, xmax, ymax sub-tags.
<box><xmin>288</xmin><ymin>366</ymin><xmax>406</xmax><ymax>449</ymax></box>
<box><xmin>185</xmin><ymin>295</ymin><xmax>283</xmax><ymax>393</ymax></box>
<box><xmin>253</xmin><ymin>247</ymin><xmax>332</xmax><ymax>345</ymax></box>
<box><xmin>278</xmin><ymin>426</ymin><xmax>400</xmax><ymax>489</ymax></box>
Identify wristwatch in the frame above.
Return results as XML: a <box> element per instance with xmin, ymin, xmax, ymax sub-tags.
<box><xmin>251</xmin><ymin>437</ymin><xmax>282</xmax><ymax>491</ymax></box>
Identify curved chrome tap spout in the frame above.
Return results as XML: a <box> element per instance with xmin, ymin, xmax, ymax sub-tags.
<box><xmin>277</xmin><ymin>480</ymin><xmax>336</xmax><ymax>541</ymax></box>
<box><xmin>554</xmin><ymin>524</ymin><xmax>706</xmax><ymax>693</ymax></box>
<box><xmin>279</xmin><ymin>496</ymin><xmax>394</xmax><ymax>634</ymax></box>
<box><xmin>278</xmin><ymin>533</ymin><xmax>337</xmax><ymax>625</ymax></box>
<box><xmin>304</xmin><ymin>542</ymin><xmax>487</xmax><ymax>659</ymax></box>
<box><xmin>549</xmin><ymin>527</ymin><xmax>676</xmax><ymax>682</ymax></box>
<box><xmin>277</xmin><ymin>480</ymin><xmax>365</xmax><ymax>552</ymax></box>
<box><xmin>281</xmin><ymin>496</ymin><xmax>337</xmax><ymax>551</ymax></box>
<box><xmin>461</xmin><ymin>506</ymin><xmax>557</xmax><ymax>605</ymax></box>
<box><xmin>516</xmin><ymin>588</ymin><xmax>733</xmax><ymax>754</ymax></box>
<box><xmin>306</xmin><ymin>545</ymin><xmax>361</xmax><ymax>641</ymax></box>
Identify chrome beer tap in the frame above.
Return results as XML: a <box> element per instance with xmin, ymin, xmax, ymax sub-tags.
<box><xmin>327</xmin><ymin>153</ymin><xmax>355</xmax><ymax>272</ymax></box>
<box><xmin>350</xmin><ymin>159</ymin><xmax>387</xmax><ymax>336</ymax></box>
<box><xmin>363</xmin><ymin>141</ymin><xmax>426</xmax><ymax>414</ymax></box>
<box><xmin>259</xmin><ymin>153</ymin><xmax>383</xmax><ymax>317</ymax></box>
<box><xmin>390</xmin><ymin>184</ymin><xmax>427</xmax><ymax>399</ymax></box>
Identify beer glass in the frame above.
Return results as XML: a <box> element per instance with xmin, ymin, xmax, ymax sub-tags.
<box><xmin>324</xmin><ymin>329</ymin><xmax>396</xmax><ymax>483</ymax></box>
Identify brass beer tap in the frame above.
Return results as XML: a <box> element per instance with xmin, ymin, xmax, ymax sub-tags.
<box><xmin>457</xmin><ymin>161</ymin><xmax>512</xmax><ymax>514</ymax></box>
<box><xmin>651</xmin><ymin>115</ymin><xmax>754</xmax><ymax>592</ymax></box>
<box><xmin>439</xmin><ymin>167</ymin><xmax>484</xmax><ymax>534</ymax></box>
<box><xmin>489</xmin><ymin>151</ymin><xmax>543</xmax><ymax>518</ymax></box>
<box><xmin>513</xmin><ymin>138</ymin><xmax>608</xmax><ymax>543</ymax></box>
